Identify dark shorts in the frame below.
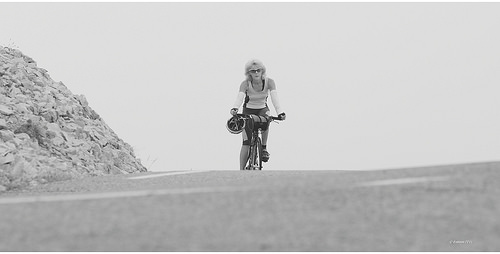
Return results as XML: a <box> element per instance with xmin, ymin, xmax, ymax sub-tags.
<box><xmin>243</xmin><ymin>107</ymin><xmax>270</xmax><ymax>116</ymax></box>
<box><xmin>242</xmin><ymin>107</ymin><xmax>270</xmax><ymax>145</ymax></box>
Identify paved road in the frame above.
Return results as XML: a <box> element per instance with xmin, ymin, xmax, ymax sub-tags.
<box><xmin>0</xmin><ymin>162</ymin><xmax>499</xmax><ymax>251</ymax></box>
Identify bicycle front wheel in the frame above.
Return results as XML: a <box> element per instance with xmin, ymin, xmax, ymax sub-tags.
<box><xmin>247</xmin><ymin>137</ymin><xmax>262</xmax><ymax>170</ymax></box>
<box><xmin>254</xmin><ymin>137</ymin><xmax>263</xmax><ymax>170</ymax></box>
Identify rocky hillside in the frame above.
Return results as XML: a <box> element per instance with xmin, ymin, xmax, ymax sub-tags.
<box><xmin>0</xmin><ymin>46</ymin><xmax>147</xmax><ymax>191</ymax></box>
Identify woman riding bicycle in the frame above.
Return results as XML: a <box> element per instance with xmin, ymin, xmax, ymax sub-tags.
<box><xmin>230</xmin><ymin>59</ymin><xmax>286</xmax><ymax>171</ymax></box>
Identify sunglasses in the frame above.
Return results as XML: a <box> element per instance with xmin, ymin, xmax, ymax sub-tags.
<box><xmin>248</xmin><ymin>69</ymin><xmax>262</xmax><ymax>74</ymax></box>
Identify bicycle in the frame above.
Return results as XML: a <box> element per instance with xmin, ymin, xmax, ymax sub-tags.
<box><xmin>236</xmin><ymin>114</ymin><xmax>284</xmax><ymax>170</ymax></box>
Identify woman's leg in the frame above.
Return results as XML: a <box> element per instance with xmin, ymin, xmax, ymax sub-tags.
<box><xmin>240</xmin><ymin>126</ymin><xmax>250</xmax><ymax>170</ymax></box>
<box><xmin>239</xmin><ymin>145</ymin><xmax>250</xmax><ymax>170</ymax></box>
<box><xmin>261</xmin><ymin>128</ymin><xmax>270</xmax><ymax>162</ymax></box>
<box><xmin>261</xmin><ymin>108</ymin><xmax>271</xmax><ymax>161</ymax></box>
<box><xmin>262</xmin><ymin>128</ymin><xmax>269</xmax><ymax>146</ymax></box>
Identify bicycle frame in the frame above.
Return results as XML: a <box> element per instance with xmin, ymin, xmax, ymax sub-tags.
<box><xmin>236</xmin><ymin>114</ymin><xmax>282</xmax><ymax>170</ymax></box>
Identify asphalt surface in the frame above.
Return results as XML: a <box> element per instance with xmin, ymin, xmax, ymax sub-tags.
<box><xmin>0</xmin><ymin>162</ymin><xmax>499</xmax><ymax>251</ymax></box>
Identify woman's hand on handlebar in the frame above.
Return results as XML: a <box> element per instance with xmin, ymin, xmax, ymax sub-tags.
<box><xmin>278</xmin><ymin>112</ymin><xmax>286</xmax><ymax>120</ymax></box>
<box><xmin>230</xmin><ymin>108</ymin><xmax>238</xmax><ymax>116</ymax></box>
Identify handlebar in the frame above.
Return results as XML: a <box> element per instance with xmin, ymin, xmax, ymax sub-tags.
<box><xmin>235</xmin><ymin>113</ymin><xmax>285</xmax><ymax>121</ymax></box>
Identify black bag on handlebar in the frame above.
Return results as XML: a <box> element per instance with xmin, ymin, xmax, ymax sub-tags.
<box><xmin>246</xmin><ymin>115</ymin><xmax>270</xmax><ymax>132</ymax></box>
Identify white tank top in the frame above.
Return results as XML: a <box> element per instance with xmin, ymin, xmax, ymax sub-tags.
<box><xmin>244</xmin><ymin>78</ymin><xmax>269</xmax><ymax>109</ymax></box>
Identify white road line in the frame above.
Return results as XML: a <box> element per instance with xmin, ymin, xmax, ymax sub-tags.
<box><xmin>357</xmin><ymin>176</ymin><xmax>450</xmax><ymax>187</ymax></box>
<box><xmin>127</xmin><ymin>170</ymin><xmax>210</xmax><ymax>180</ymax></box>
<box><xmin>0</xmin><ymin>186</ymin><xmax>250</xmax><ymax>205</ymax></box>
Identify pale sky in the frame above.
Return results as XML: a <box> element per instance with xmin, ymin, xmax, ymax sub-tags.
<box><xmin>1</xmin><ymin>2</ymin><xmax>499</xmax><ymax>171</ymax></box>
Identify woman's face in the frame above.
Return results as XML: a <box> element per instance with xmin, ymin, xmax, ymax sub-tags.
<box><xmin>248</xmin><ymin>67</ymin><xmax>263</xmax><ymax>80</ymax></box>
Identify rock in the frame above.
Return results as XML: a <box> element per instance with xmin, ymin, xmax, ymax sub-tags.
<box><xmin>0</xmin><ymin>118</ymin><xmax>6</xmax><ymax>129</ymax></box>
<box><xmin>0</xmin><ymin>152</ymin><xmax>15</xmax><ymax>165</ymax></box>
<box><xmin>0</xmin><ymin>104</ymin><xmax>14</xmax><ymax>115</ymax></box>
<box><xmin>0</xmin><ymin>130</ymin><xmax>15</xmax><ymax>142</ymax></box>
<box><xmin>15</xmin><ymin>103</ymin><xmax>32</xmax><ymax>114</ymax></box>
<box><xmin>15</xmin><ymin>132</ymin><xmax>31</xmax><ymax>141</ymax></box>
<box><xmin>0</xmin><ymin>143</ymin><xmax>10</xmax><ymax>155</ymax></box>
<box><xmin>0</xmin><ymin>46</ymin><xmax>147</xmax><ymax>191</ymax></box>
